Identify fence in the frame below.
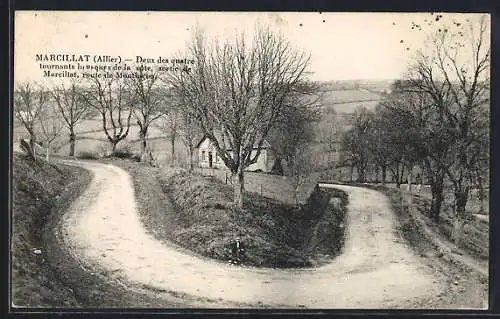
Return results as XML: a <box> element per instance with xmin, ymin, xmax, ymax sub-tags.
<box><xmin>195</xmin><ymin>167</ymin><xmax>319</xmax><ymax>205</ymax></box>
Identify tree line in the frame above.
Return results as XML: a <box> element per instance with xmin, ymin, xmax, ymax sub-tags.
<box><xmin>14</xmin><ymin>23</ymin><xmax>321</xmax><ymax>209</ymax></box>
<box><xmin>341</xmin><ymin>14</ymin><xmax>489</xmax><ymax>245</ymax></box>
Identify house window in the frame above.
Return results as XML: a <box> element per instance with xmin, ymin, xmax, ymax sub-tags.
<box><xmin>201</xmin><ymin>151</ymin><xmax>206</xmax><ymax>161</ymax></box>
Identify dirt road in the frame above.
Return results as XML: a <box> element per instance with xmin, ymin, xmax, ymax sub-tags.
<box><xmin>56</xmin><ymin>160</ymin><xmax>445</xmax><ymax>308</ymax></box>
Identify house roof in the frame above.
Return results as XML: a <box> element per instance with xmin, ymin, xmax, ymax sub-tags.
<box><xmin>195</xmin><ymin>134</ymin><xmax>271</xmax><ymax>150</ymax></box>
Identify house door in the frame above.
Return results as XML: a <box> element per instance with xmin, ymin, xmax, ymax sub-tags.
<box><xmin>208</xmin><ymin>152</ymin><xmax>213</xmax><ymax>168</ymax></box>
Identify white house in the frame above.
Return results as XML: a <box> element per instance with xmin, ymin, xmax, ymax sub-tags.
<box><xmin>195</xmin><ymin>136</ymin><xmax>275</xmax><ymax>172</ymax></box>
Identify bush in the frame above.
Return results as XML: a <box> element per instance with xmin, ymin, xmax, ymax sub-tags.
<box><xmin>111</xmin><ymin>146</ymin><xmax>134</xmax><ymax>159</ymax></box>
<box><xmin>77</xmin><ymin>151</ymin><xmax>100</xmax><ymax>160</ymax></box>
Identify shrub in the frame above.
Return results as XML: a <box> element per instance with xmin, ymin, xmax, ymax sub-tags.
<box><xmin>77</xmin><ymin>151</ymin><xmax>100</xmax><ymax>160</ymax></box>
<box><xmin>111</xmin><ymin>146</ymin><xmax>134</xmax><ymax>159</ymax></box>
<box><xmin>131</xmin><ymin>154</ymin><xmax>141</xmax><ymax>162</ymax></box>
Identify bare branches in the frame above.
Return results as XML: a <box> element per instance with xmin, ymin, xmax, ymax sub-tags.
<box><xmin>123</xmin><ymin>67</ymin><xmax>167</xmax><ymax>160</ymax></box>
<box><xmin>14</xmin><ymin>81</ymin><xmax>49</xmax><ymax>138</ymax></box>
<box><xmin>166</xmin><ymin>24</ymin><xmax>314</xmax><ymax>207</ymax></box>
<box><xmin>168</xmin><ymin>24</ymin><xmax>311</xmax><ymax>170</ymax></box>
<box><xmin>38</xmin><ymin>100</ymin><xmax>64</xmax><ymax>161</ymax></box>
<box><xmin>51</xmin><ymin>78</ymin><xmax>89</xmax><ymax>128</ymax></box>
<box><xmin>80</xmin><ymin>75</ymin><xmax>135</xmax><ymax>151</ymax></box>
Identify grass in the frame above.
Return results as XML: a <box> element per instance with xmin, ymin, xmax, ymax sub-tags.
<box><xmin>111</xmin><ymin>159</ymin><xmax>347</xmax><ymax>268</ymax></box>
<box><xmin>325</xmin><ymin>100</ymin><xmax>380</xmax><ymax>114</ymax></box>
<box><xmin>319</xmin><ymin>89</ymin><xmax>381</xmax><ymax>114</ymax></box>
<box><xmin>196</xmin><ymin>168</ymin><xmax>319</xmax><ymax>205</ymax></box>
<box><xmin>319</xmin><ymin>89</ymin><xmax>381</xmax><ymax>103</ymax></box>
<box><xmin>11</xmin><ymin>153</ymin><xmax>92</xmax><ymax>307</ymax></box>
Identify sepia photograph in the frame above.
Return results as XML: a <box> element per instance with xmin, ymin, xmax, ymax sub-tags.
<box><xmin>11</xmin><ymin>11</ymin><xmax>490</xmax><ymax>309</ymax></box>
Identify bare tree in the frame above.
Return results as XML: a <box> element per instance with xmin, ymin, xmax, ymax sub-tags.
<box><xmin>125</xmin><ymin>68</ymin><xmax>165</xmax><ymax>161</ymax></box>
<box><xmin>406</xmin><ymin>15</ymin><xmax>490</xmax><ymax>244</ymax></box>
<box><xmin>38</xmin><ymin>101</ymin><xmax>64</xmax><ymax>162</ymax></box>
<box><xmin>13</xmin><ymin>81</ymin><xmax>49</xmax><ymax>158</ymax></box>
<box><xmin>81</xmin><ymin>76</ymin><xmax>135</xmax><ymax>153</ymax></box>
<box><xmin>267</xmin><ymin>84</ymin><xmax>321</xmax><ymax>175</ymax></box>
<box><xmin>289</xmin><ymin>143</ymin><xmax>317</xmax><ymax>206</ymax></box>
<box><xmin>51</xmin><ymin>79</ymin><xmax>90</xmax><ymax>157</ymax></box>
<box><xmin>341</xmin><ymin>106</ymin><xmax>373</xmax><ymax>183</ymax></box>
<box><xmin>178</xmin><ymin>107</ymin><xmax>202</xmax><ymax>171</ymax></box>
<box><xmin>317</xmin><ymin>108</ymin><xmax>341</xmax><ymax>169</ymax></box>
<box><xmin>168</xmin><ymin>25</ymin><xmax>312</xmax><ymax>208</ymax></box>
<box><xmin>380</xmin><ymin>79</ymin><xmax>453</xmax><ymax>221</ymax></box>
<box><xmin>165</xmin><ymin>112</ymin><xmax>179</xmax><ymax>165</ymax></box>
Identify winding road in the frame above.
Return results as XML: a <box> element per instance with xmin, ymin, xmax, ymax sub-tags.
<box><xmin>55</xmin><ymin>160</ymin><xmax>445</xmax><ymax>308</ymax></box>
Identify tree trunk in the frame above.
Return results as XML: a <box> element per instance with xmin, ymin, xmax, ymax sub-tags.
<box><xmin>46</xmin><ymin>146</ymin><xmax>50</xmax><ymax>162</ymax></box>
<box><xmin>395</xmin><ymin>173</ymin><xmax>401</xmax><ymax>188</ymax></box>
<box><xmin>188</xmin><ymin>146</ymin><xmax>194</xmax><ymax>172</ymax></box>
<box><xmin>140</xmin><ymin>129</ymin><xmax>148</xmax><ymax>162</ymax></box>
<box><xmin>111</xmin><ymin>141</ymin><xmax>118</xmax><ymax>153</ymax></box>
<box><xmin>391</xmin><ymin>164</ymin><xmax>401</xmax><ymax>188</ymax></box>
<box><xmin>233</xmin><ymin>166</ymin><xmax>245</xmax><ymax>209</ymax></box>
<box><xmin>477</xmin><ymin>173</ymin><xmax>485</xmax><ymax>213</ymax></box>
<box><xmin>69</xmin><ymin>128</ymin><xmax>76</xmax><ymax>157</ymax></box>
<box><xmin>381</xmin><ymin>165</ymin><xmax>387</xmax><ymax>186</ymax></box>
<box><xmin>452</xmin><ymin>190</ymin><xmax>469</xmax><ymax>246</ymax></box>
<box><xmin>420</xmin><ymin>161</ymin><xmax>425</xmax><ymax>186</ymax></box>
<box><xmin>430</xmin><ymin>177</ymin><xmax>444</xmax><ymax>222</ymax></box>
<box><xmin>29</xmin><ymin>134</ymin><xmax>37</xmax><ymax>159</ymax></box>
<box><xmin>452</xmin><ymin>218</ymin><xmax>465</xmax><ymax>247</ymax></box>
<box><xmin>399</xmin><ymin>164</ymin><xmax>405</xmax><ymax>188</ymax></box>
<box><xmin>170</xmin><ymin>136</ymin><xmax>176</xmax><ymax>165</ymax></box>
<box><xmin>294</xmin><ymin>176</ymin><xmax>302</xmax><ymax>206</ymax></box>
<box><xmin>271</xmin><ymin>157</ymin><xmax>284</xmax><ymax>175</ymax></box>
<box><xmin>420</xmin><ymin>171</ymin><xmax>425</xmax><ymax>191</ymax></box>
<box><xmin>407</xmin><ymin>167</ymin><xmax>413</xmax><ymax>192</ymax></box>
<box><xmin>349</xmin><ymin>165</ymin><xmax>353</xmax><ymax>182</ymax></box>
<box><xmin>358</xmin><ymin>165</ymin><xmax>365</xmax><ymax>183</ymax></box>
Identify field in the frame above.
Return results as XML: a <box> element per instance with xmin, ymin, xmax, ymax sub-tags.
<box><xmin>319</xmin><ymin>89</ymin><xmax>381</xmax><ymax>104</ymax></box>
<box><xmin>319</xmin><ymin>89</ymin><xmax>382</xmax><ymax>114</ymax></box>
<box><xmin>319</xmin><ymin>79</ymin><xmax>393</xmax><ymax>93</ymax></box>
<box><xmin>13</xmin><ymin>115</ymin><xmax>193</xmax><ymax>167</ymax></box>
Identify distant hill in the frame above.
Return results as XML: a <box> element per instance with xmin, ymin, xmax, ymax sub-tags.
<box><xmin>318</xmin><ymin>79</ymin><xmax>394</xmax><ymax>93</ymax></box>
<box><xmin>316</xmin><ymin>79</ymin><xmax>393</xmax><ymax>114</ymax></box>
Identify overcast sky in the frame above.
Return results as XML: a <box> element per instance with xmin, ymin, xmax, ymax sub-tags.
<box><xmin>14</xmin><ymin>11</ymin><xmax>488</xmax><ymax>83</ymax></box>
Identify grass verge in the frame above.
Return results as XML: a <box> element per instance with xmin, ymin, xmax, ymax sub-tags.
<box><xmin>11</xmin><ymin>153</ymin><xmax>91</xmax><ymax>307</ymax></box>
<box><xmin>111</xmin><ymin>159</ymin><xmax>347</xmax><ymax>269</ymax></box>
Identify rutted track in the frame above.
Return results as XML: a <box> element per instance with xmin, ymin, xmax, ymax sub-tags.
<box><xmin>55</xmin><ymin>160</ymin><xmax>445</xmax><ymax>308</ymax></box>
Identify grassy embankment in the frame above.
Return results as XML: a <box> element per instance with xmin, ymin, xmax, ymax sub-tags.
<box><xmin>372</xmin><ymin>185</ymin><xmax>488</xmax><ymax>263</ymax></box>
<box><xmin>11</xmin><ymin>154</ymin><xmax>92</xmax><ymax>307</ymax></box>
<box><xmin>110</xmin><ymin>159</ymin><xmax>347</xmax><ymax>268</ymax></box>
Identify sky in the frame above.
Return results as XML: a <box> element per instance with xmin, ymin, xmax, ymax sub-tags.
<box><xmin>14</xmin><ymin>11</ymin><xmax>489</xmax><ymax>84</ymax></box>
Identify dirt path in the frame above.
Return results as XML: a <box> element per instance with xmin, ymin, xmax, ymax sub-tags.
<box><xmin>56</xmin><ymin>160</ymin><xmax>445</xmax><ymax>308</ymax></box>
